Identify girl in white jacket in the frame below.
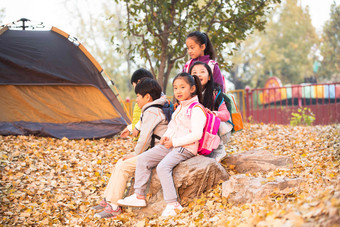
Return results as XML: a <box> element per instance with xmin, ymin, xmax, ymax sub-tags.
<box><xmin>117</xmin><ymin>72</ymin><xmax>207</xmax><ymax>216</ymax></box>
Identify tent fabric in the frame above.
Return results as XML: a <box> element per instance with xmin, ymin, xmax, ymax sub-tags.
<box><xmin>0</xmin><ymin>26</ymin><xmax>130</xmax><ymax>139</ymax></box>
<box><xmin>0</xmin><ymin>119</ymin><xmax>126</xmax><ymax>139</ymax></box>
<box><xmin>0</xmin><ymin>85</ymin><xmax>120</xmax><ymax>123</ymax></box>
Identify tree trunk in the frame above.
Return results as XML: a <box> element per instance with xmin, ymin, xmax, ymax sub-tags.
<box><xmin>162</xmin><ymin>59</ymin><xmax>175</xmax><ymax>94</ymax></box>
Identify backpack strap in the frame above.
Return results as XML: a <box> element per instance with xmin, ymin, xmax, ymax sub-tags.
<box><xmin>141</xmin><ymin>104</ymin><xmax>164</xmax><ymax>148</ymax></box>
<box><xmin>214</xmin><ymin>89</ymin><xmax>224</xmax><ymax>109</ymax></box>
<box><xmin>227</xmin><ymin>119</ymin><xmax>234</xmax><ymax>126</ymax></box>
<box><xmin>143</xmin><ymin>104</ymin><xmax>163</xmax><ymax>112</ymax></box>
<box><xmin>230</xmin><ymin>94</ymin><xmax>240</xmax><ymax>113</ymax></box>
<box><xmin>184</xmin><ymin>59</ymin><xmax>194</xmax><ymax>73</ymax></box>
<box><xmin>208</xmin><ymin>60</ymin><xmax>217</xmax><ymax>74</ymax></box>
<box><xmin>140</xmin><ymin>104</ymin><xmax>163</xmax><ymax>122</ymax></box>
<box><xmin>186</xmin><ymin>102</ymin><xmax>206</xmax><ymax>117</ymax></box>
<box><xmin>150</xmin><ymin>134</ymin><xmax>161</xmax><ymax>148</ymax></box>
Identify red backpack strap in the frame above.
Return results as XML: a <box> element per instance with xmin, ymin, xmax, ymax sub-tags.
<box><xmin>184</xmin><ymin>59</ymin><xmax>194</xmax><ymax>73</ymax></box>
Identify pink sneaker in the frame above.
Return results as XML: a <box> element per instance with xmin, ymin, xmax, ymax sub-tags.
<box><xmin>94</xmin><ymin>204</ymin><xmax>122</xmax><ymax>218</ymax></box>
<box><xmin>91</xmin><ymin>199</ymin><xmax>108</xmax><ymax>210</ymax></box>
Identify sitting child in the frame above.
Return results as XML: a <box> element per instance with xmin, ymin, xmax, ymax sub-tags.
<box><xmin>117</xmin><ymin>73</ymin><xmax>207</xmax><ymax>217</ymax></box>
<box><xmin>92</xmin><ymin>78</ymin><xmax>168</xmax><ymax>218</ymax></box>
<box><xmin>120</xmin><ymin>68</ymin><xmax>154</xmax><ymax>138</ymax></box>
<box><xmin>189</xmin><ymin>61</ymin><xmax>232</xmax><ymax>162</ymax></box>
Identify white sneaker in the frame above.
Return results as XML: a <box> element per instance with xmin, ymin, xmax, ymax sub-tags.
<box><xmin>117</xmin><ymin>194</ymin><xmax>146</xmax><ymax>207</ymax></box>
<box><xmin>161</xmin><ymin>203</ymin><xmax>183</xmax><ymax>217</ymax></box>
<box><xmin>215</xmin><ymin>149</ymin><xmax>227</xmax><ymax>163</ymax></box>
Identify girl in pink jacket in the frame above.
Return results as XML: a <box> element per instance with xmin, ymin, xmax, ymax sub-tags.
<box><xmin>189</xmin><ymin>61</ymin><xmax>232</xmax><ymax>162</ymax></box>
<box><xmin>117</xmin><ymin>73</ymin><xmax>206</xmax><ymax>216</ymax></box>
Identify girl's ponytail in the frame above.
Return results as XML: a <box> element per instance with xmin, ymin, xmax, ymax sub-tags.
<box><xmin>203</xmin><ymin>33</ymin><xmax>216</xmax><ymax>60</ymax></box>
<box><xmin>192</xmin><ymin>75</ymin><xmax>203</xmax><ymax>104</ymax></box>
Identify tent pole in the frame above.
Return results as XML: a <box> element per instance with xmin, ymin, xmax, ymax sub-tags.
<box><xmin>103</xmin><ymin>71</ymin><xmax>132</xmax><ymax>122</ymax></box>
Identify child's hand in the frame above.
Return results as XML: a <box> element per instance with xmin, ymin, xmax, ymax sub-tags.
<box><xmin>132</xmin><ymin>128</ymin><xmax>140</xmax><ymax>137</ymax></box>
<box><xmin>163</xmin><ymin>138</ymin><xmax>173</xmax><ymax>149</ymax></box>
<box><xmin>120</xmin><ymin>127</ymin><xmax>130</xmax><ymax>138</ymax></box>
<box><xmin>160</xmin><ymin>136</ymin><xmax>169</xmax><ymax>145</ymax></box>
<box><xmin>122</xmin><ymin>153</ymin><xmax>136</xmax><ymax>161</ymax></box>
<box><xmin>205</xmin><ymin>108</ymin><xmax>217</xmax><ymax>116</ymax></box>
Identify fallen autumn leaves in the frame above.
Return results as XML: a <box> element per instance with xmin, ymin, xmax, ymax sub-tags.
<box><xmin>0</xmin><ymin>124</ymin><xmax>339</xmax><ymax>226</ymax></box>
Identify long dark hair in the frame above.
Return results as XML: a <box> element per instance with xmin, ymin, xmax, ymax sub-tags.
<box><xmin>172</xmin><ymin>72</ymin><xmax>203</xmax><ymax>104</ymax></box>
<box><xmin>189</xmin><ymin>61</ymin><xmax>223</xmax><ymax>111</ymax></box>
<box><xmin>187</xmin><ymin>31</ymin><xmax>216</xmax><ymax>60</ymax></box>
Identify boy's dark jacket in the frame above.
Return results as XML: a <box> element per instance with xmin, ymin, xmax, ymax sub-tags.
<box><xmin>134</xmin><ymin>96</ymin><xmax>168</xmax><ymax>155</ymax></box>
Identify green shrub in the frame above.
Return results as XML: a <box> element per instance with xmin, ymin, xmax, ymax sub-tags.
<box><xmin>290</xmin><ymin>107</ymin><xmax>315</xmax><ymax>126</ymax></box>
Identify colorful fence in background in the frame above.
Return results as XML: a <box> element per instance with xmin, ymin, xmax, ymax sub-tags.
<box><xmin>227</xmin><ymin>90</ymin><xmax>246</xmax><ymax>120</ymax></box>
<box><xmin>121</xmin><ymin>83</ymin><xmax>340</xmax><ymax>125</ymax></box>
<box><xmin>122</xmin><ymin>90</ymin><xmax>246</xmax><ymax>121</ymax></box>
<box><xmin>245</xmin><ymin>82</ymin><xmax>340</xmax><ymax>125</ymax></box>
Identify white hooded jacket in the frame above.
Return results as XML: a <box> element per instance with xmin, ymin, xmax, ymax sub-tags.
<box><xmin>134</xmin><ymin>96</ymin><xmax>168</xmax><ymax>155</ymax></box>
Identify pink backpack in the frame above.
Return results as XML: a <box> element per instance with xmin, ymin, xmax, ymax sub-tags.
<box><xmin>187</xmin><ymin>102</ymin><xmax>221</xmax><ymax>155</ymax></box>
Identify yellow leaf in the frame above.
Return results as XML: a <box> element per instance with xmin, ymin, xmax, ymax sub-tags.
<box><xmin>188</xmin><ymin>202</ymin><xmax>195</xmax><ymax>209</ymax></box>
<box><xmin>266</xmin><ymin>176</ymin><xmax>276</xmax><ymax>181</ymax></box>
<box><xmin>136</xmin><ymin>220</ymin><xmax>145</xmax><ymax>227</ymax></box>
<box><xmin>79</xmin><ymin>205</ymin><xmax>87</xmax><ymax>212</ymax></box>
<box><xmin>266</xmin><ymin>211</ymin><xmax>274</xmax><ymax>216</ymax></box>
<box><xmin>20</xmin><ymin>212</ymin><xmax>31</xmax><ymax>217</ymax></box>
<box><xmin>41</xmin><ymin>218</ymin><xmax>49</xmax><ymax>225</ymax></box>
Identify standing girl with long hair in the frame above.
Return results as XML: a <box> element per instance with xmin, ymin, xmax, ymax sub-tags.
<box><xmin>183</xmin><ymin>31</ymin><xmax>225</xmax><ymax>92</ymax></box>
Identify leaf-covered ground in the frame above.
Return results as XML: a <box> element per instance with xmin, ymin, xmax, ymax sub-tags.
<box><xmin>1</xmin><ymin>124</ymin><xmax>339</xmax><ymax>226</ymax></box>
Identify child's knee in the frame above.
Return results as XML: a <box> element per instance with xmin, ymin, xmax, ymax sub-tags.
<box><xmin>137</xmin><ymin>153</ymin><xmax>149</xmax><ymax>165</ymax></box>
<box><xmin>115</xmin><ymin>159</ymin><xmax>131</xmax><ymax>171</ymax></box>
<box><xmin>120</xmin><ymin>162</ymin><xmax>131</xmax><ymax>172</ymax></box>
<box><xmin>156</xmin><ymin>161</ymin><xmax>168</xmax><ymax>175</ymax></box>
<box><xmin>115</xmin><ymin>158</ymin><xmax>125</xmax><ymax>168</ymax></box>
<box><xmin>156</xmin><ymin>163</ymin><xmax>162</xmax><ymax>174</ymax></box>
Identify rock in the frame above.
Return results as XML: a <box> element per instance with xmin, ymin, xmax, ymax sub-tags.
<box><xmin>222</xmin><ymin>174</ymin><xmax>302</xmax><ymax>204</ymax></box>
<box><xmin>223</xmin><ymin>149</ymin><xmax>293</xmax><ymax>173</ymax></box>
<box><xmin>130</xmin><ymin>155</ymin><xmax>229</xmax><ymax>216</ymax></box>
